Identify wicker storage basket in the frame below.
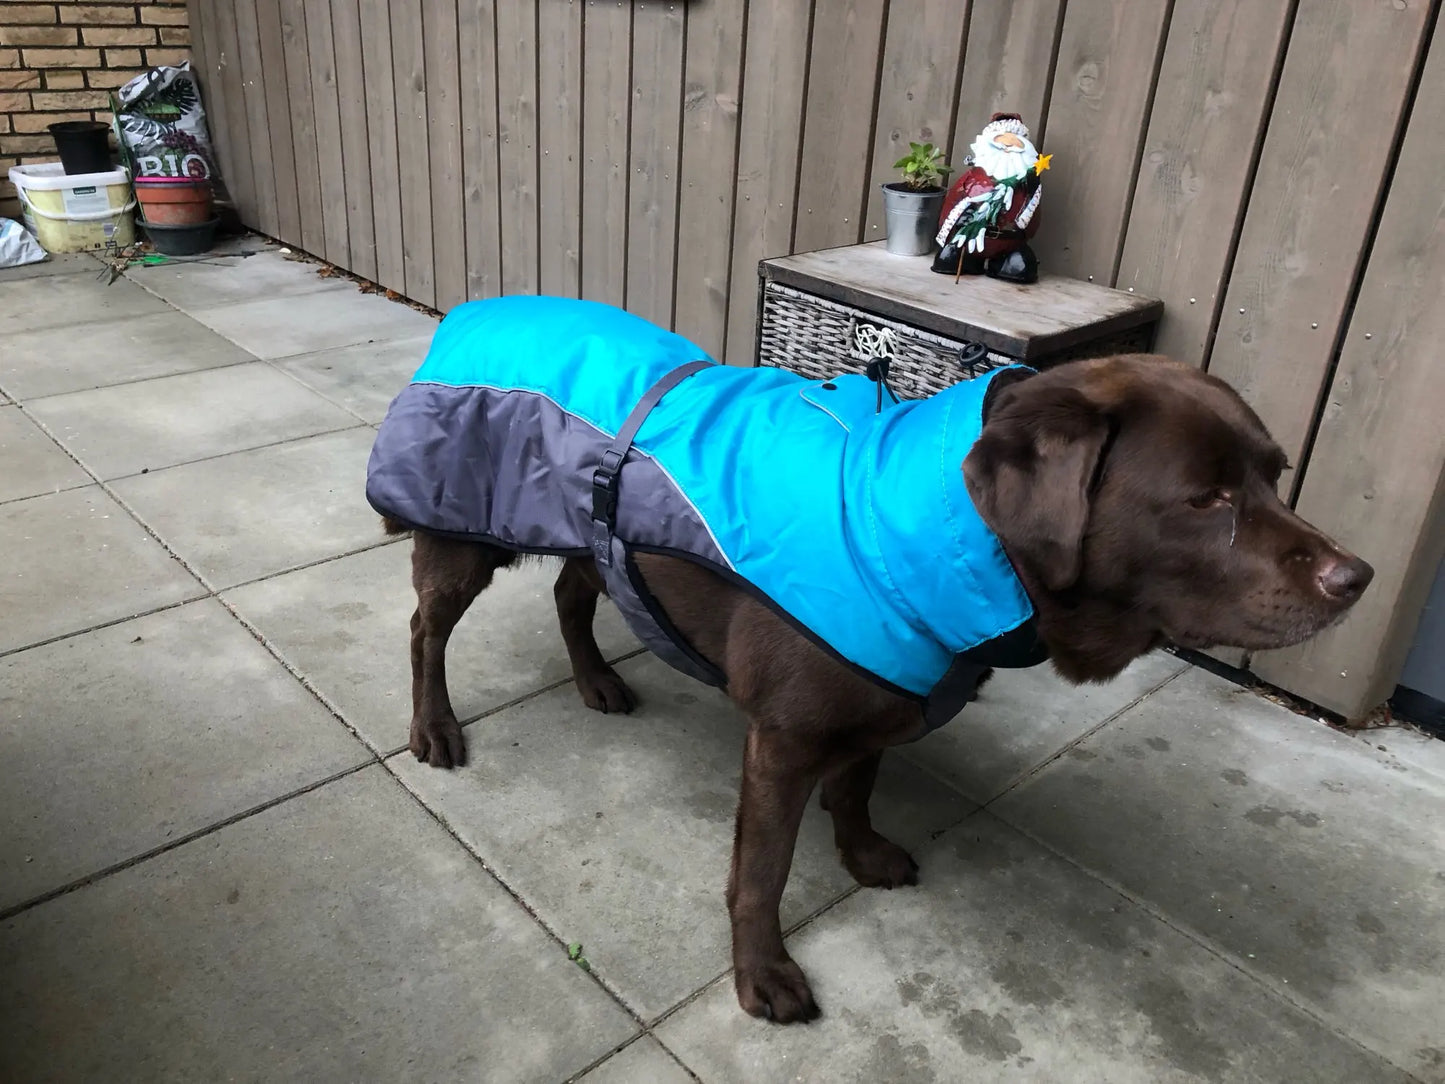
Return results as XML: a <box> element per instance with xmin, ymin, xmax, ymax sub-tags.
<box><xmin>757</xmin><ymin>280</ymin><xmax>1155</xmax><ymax>399</ymax></box>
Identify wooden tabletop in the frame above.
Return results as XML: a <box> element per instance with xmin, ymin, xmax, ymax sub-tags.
<box><xmin>761</xmin><ymin>242</ymin><xmax>1163</xmax><ymax>360</ymax></box>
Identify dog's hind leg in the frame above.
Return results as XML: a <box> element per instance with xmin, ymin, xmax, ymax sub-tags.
<box><xmin>729</xmin><ymin>721</ymin><xmax>825</xmax><ymax>1023</ymax></box>
<box><xmin>554</xmin><ymin>557</ymin><xmax>637</xmax><ymax>713</ymax></box>
<box><xmin>409</xmin><ymin>532</ymin><xmax>514</xmax><ymax>768</ymax></box>
<box><xmin>820</xmin><ymin>751</ymin><xmax>919</xmax><ymax>889</ymax></box>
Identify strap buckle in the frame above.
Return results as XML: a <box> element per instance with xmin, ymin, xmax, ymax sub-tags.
<box><xmin>591</xmin><ymin>467</ymin><xmax>618</xmax><ymax>525</ymax></box>
<box><xmin>587</xmin><ymin>359</ymin><xmax>714</xmax><ymax>567</ymax></box>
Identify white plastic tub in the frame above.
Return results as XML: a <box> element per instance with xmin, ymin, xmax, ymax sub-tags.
<box><xmin>8</xmin><ymin>162</ymin><xmax>136</xmax><ymax>253</ymax></box>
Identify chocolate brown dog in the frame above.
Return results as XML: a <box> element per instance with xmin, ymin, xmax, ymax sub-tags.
<box><xmin>386</xmin><ymin>355</ymin><xmax>1372</xmax><ymax>1023</ymax></box>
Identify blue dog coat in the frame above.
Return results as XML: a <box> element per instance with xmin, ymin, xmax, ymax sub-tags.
<box><xmin>367</xmin><ymin>296</ymin><xmax>1044</xmax><ymax>731</ymax></box>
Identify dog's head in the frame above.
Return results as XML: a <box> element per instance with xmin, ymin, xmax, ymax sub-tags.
<box><xmin>963</xmin><ymin>356</ymin><xmax>1373</xmax><ymax>681</ymax></box>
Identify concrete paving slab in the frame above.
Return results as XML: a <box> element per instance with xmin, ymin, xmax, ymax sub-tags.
<box><xmin>0</xmin><ymin>251</ymin><xmax>99</xmax><ymax>282</ymax></box>
<box><xmin>0</xmin><ymin>309</ymin><xmax>256</xmax><ymax>400</ymax></box>
<box><xmin>0</xmin><ymin>273</ymin><xmax>170</xmax><ymax>336</ymax></box>
<box><xmin>0</xmin><ymin>599</ymin><xmax>370</xmax><ymax>911</ymax></box>
<box><xmin>992</xmin><ymin>666</ymin><xmax>1445</xmax><ymax>1079</ymax></box>
<box><xmin>0</xmin><ymin>405</ymin><xmax>89</xmax><ymax>504</ymax></box>
<box><xmin>123</xmin><ymin>248</ymin><xmax>353</xmax><ymax>311</ymax></box>
<box><xmin>0</xmin><ymin>767</ymin><xmax>638</xmax><ymax>1082</ymax></box>
<box><xmin>275</xmin><ymin>334</ymin><xmax>435</xmax><ymax>423</ymax></box>
<box><xmin>656</xmin><ymin>812</ymin><xmax>1405</xmax><ymax>1084</ymax></box>
<box><xmin>111</xmin><ymin>428</ymin><xmax>381</xmax><ymax>589</ymax></box>
<box><xmin>190</xmin><ymin>288</ymin><xmax>440</xmax><ymax>360</ymax></box>
<box><xmin>0</xmin><ymin>486</ymin><xmax>202</xmax><ymax>654</ymax></box>
<box><xmin>222</xmin><ymin>544</ymin><xmax>641</xmax><ymax>752</ymax></box>
<box><xmin>389</xmin><ymin>653</ymin><xmax>977</xmax><ymax>1020</ymax></box>
<box><xmin>24</xmin><ymin>362</ymin><xmax>360</xmax><ymax>480</ymax></box>
<box><xmin>578</xmin><ymin>1037</ymin><xmax>695</xmax><ymax>1083</ymax></box>
<box><xmin>899</xmin><ymin>651</ymin><xmax>1188</xmax><ymax>804</ymax></box>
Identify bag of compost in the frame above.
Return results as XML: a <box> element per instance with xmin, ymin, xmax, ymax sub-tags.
<box><xmin>115</xmin><ymin>62</ymin><xmax>221</xmax><ymax>183</ymax></box>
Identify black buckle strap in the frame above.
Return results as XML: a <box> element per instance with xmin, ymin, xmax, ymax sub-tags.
<box><xmin>590</xmin><ymin>360</ymin><xmax>713</xmax><ymax>566</ymax></box>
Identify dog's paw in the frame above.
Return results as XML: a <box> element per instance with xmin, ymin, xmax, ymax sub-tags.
<box><xmin>735</xmin><ymin>956</ymin><xmax>820</xmax><ymax>1024</ymax></box>
<box><xmin>410</xmin><ymin>714</ymin><xmax>466</xmax><ymax>769</ymax></box>
<box><xmin>576</xmin><ymin>667</ymin><xmax>637</xmax><ymax>714</ymax></box>
<box><xmin>840</xmin><ymin>831</ymin><xmax>919</xmax><ymax>889</ymax></box>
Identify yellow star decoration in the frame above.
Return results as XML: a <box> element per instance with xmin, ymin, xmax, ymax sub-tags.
<box><xmin>1034</xmin><ymin>153</ymin><xmax>1053</xmax><ymax>175</ymax></box>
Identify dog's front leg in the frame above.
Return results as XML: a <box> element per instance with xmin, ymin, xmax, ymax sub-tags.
<box><xmin>820</xmin><ymin>751</ymin><xmax>919</xmax><ymax>889</ymax></box>
<box><xmin>728</xmin><ymin>721</ymin><xmax>823</xmax><ymax>1024</ymax></box>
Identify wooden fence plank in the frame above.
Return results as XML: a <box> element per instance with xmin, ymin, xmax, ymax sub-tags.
<box><xmin>232</xmin><ymin>0</ymin><xmax>277</xmax><ymax>235</ymax></box>
<box><xmin>390</xmin><ymin>0</ymin><xmax>436</xmax><ymax>307</ymax></box>
<box><xmin>187</xmin><ymin>2</ymin><xmax>212</xmax><ymax>118</ymax></box>
<box><xmin>496</xmin><ymin>0</ymin><xmax>539</xmax><ymax>295</ymax></box>
<box><xmin>672</xmin><ymin>0</ymin><xmax>746</xmax><ymax>356</ymax></box>
<box><xmin>862</xmin><ymin>0</ymin><xmax>970</xmax><ymax>240</ymax></box>
<box><xmin>538</xmin><ymin>0</ymin><xmax>584</xmax><ymax>298</ymax></box>
<box><xmin>952</xmin><ymin>0</ymin><xmax>1064</xmax><ymax>154</ymax></box>
<box><xmin>1116</xmin><ymin>0</ymin><xmax>1293</xmax><ymax>367</ymax></box>
<box><xmin>424</xmin><ymin>0</ymin><xmax>466</xmax><ymax>311</ymax></box>
<box><xmin>1207</xmin><ymin>0</ymin><xmax>1433</xmax><ymax>476</ymax></box>
<box><xmin>187</xmin><ymin>1</ymin><xmax>211</xmax><ymax>92</ymax></box>
<box><xmin>215</xmin><ymin>0</ymin><xmax>258</xmax><ymax>221</ymax></box>
<box><xmin>201</xmin><ymin>0</ymin><xmax>256</xmax><ymax>223</ymax></box>
<box><xmin>723</xmin><ymin>0</ymin><xmax>811</xmax><ymax>364</ymax></box>
<box><xmin>1253</xmin><ymin>28</ymin><xmax>1445</xmax><ymax>719</ymax></box>
<box><xmin>185</xmin><ymin>1</ymin><xmax>223</xmax><ymax>200</ymax></box>
<box><xmin>458</xmin><ymin>0</ymin><xmax>502</xmax><ymax>300</ymax></box>
<box><xmin>359</xmin><ymin>0</ymin><xmax>405</xmax><ymax>293</ymax></box>
<box><xmin>253</xmin><ymin>0</ymin><xmax>301</xmax><ymax>243</ymax></box>
<box><xmin>279</xmin><ymin>0</ymin><xmax>325</xmax><ymax>256</ymax></box>
<box><xmin>793</xmin><ymin>0</ymin><xmax>887</xmax><ymax>254</ymax></box>
<box><xmin>625</xmin><ymin>0</ymin><xmax>686</xmax><ymax>326</ymax></box>
<box><xmin>1029</xmin><ymin>0</ymin><xmax>1172</xmax><ymax>285</ymax></box>
<box><xmin>580</xmin><ymin>0</ymin><xmax>632</xmax><ymax>307</ymax></box>
<box><xmin>304</xmin><ymin>0</ymin><xmax>350</xmax><ymax>267</ymax></box>
<box><xmin>330</xmin><ymin>0</ymin><xmax>376</xmax><ymax>281</ymax></box>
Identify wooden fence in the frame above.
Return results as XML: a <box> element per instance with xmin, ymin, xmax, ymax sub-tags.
<box><xmin>186</xmin><ymin>0</ymin><xmax>1444</xmax><ymax>721</ymax></box>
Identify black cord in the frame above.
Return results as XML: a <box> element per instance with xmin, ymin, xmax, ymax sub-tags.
<box><xmin>865</xmin><ymin>358</ymin><xmax>897</xmax><ymax>413</ymax></box>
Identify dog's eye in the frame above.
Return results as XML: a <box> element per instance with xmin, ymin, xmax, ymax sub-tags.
<box><xmin>1188</xmin><ymin>488</ymin><xmax>1232</xmax><ymax>509</ymax></box>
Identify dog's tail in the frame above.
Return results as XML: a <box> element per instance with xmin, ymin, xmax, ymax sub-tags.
<box><xmin>380</xmin><ymin>515</ymin><xmax>412</xmax><ymax>536</ymax></box>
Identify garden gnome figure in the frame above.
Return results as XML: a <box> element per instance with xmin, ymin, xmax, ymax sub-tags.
<box><xmin>931</xmin><ymin>112</ymin><xmax>1050</xmax><ymax>284</ymax></box>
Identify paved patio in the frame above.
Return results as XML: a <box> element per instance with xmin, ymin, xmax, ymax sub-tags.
<box><xmin>1</xmin><ymin>240</ymin><xmax>1442</xmax><ymax>1083</ymax></box>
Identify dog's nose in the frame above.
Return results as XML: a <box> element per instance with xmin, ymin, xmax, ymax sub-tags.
<box><xmin>1317</xmin><ymin>554</ymin><xmax>1374</xmax><ymax>601</ymax></box>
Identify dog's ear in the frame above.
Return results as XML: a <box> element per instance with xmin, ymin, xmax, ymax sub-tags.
<box><xmin>963</xmin><ymin>384</ymin><xmax>1112</xmax><ymax>592</ymax></box>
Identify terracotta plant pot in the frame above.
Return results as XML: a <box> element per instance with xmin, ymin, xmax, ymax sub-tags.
<box><xmin>133</xmin><ymin>178</ymin><xmax>213</xmax><ymax>226</ymax></box>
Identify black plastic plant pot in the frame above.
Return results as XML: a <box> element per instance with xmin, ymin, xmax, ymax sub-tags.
<box><xmin>143</xmin><ymin>216</ymin><xmax>220</xmax><ymax>257</ymax></box>
<box><xmin>47</xmin><ymin>121</ymin><xmax>113</xmax><ymax>176</ymax></box>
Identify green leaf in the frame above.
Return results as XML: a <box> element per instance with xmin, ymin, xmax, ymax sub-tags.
<box><xmin>567</xmin><ymin>942</ymin><xmax>583</xmax><ymax>960</ymax></box>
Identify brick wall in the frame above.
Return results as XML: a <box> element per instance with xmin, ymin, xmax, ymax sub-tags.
<box><xmin>0</xmin><ymin>0</ymin><xmax>190</xmax><ymax>219</ymax></box>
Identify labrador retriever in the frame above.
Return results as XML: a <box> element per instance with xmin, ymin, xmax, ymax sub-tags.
<box><xmin>385</xmin><ymin>354</ymin><xmax>1372</xmax><ymax>1023</ymax></box>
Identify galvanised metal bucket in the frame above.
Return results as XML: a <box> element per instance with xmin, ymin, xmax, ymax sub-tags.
<box><xmin>881</xmin><ymin>183</ymin><xmax>944</xmax><ymax>257</ymax></box>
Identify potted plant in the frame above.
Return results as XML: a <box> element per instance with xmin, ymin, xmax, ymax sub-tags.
<box><xmin>881</xmin><ymin>141</ymin><xmax>951</xmax><ymax>256</ymax></box>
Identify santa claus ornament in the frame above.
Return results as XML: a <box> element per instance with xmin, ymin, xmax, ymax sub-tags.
<box><xmin>931</xmin><ymin>113</ymin><xmax>1051</xmax><ymax>284</ymax></box>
